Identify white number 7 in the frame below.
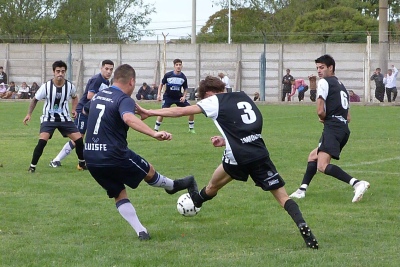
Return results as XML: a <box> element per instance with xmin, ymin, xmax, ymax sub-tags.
<box><xmin>93</xmin><ymin>104</ymin><xmax>105</xmax><ymax>135</ymax></box>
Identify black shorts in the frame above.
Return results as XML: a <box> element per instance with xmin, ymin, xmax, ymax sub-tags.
<box><xmin>74</xmin><ymin>112</ymin><xmax>88</xmax><ymax>134</ymax></box>
<box><xmin>222</xmin><ymin>156</ymin><xmax>285</xmax><ymax>191</ymax></box>
<box><xmin>40</xmin><ymin>121</ymin><xmax>80</xmax><ymax>139</ymax></box>
<box><xmin>162</xmin><ymin>95</ymin><xmax>191</xmax><ymax>108</ymax></box>
<box><xmin>318</xmin><ymin>129</ymin><xmax>349</xmax><ymax>160</ymax></box>
<box><xmin>87</xmin><ymin>150</ymin><xmax>150</xmax><ymax>198</ymax></box>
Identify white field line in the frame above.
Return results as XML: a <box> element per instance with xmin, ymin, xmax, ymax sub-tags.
<box><xmin>341</xmin><ymin>156</ymin><xmax>400</xmax><ymax>167</ymax></box>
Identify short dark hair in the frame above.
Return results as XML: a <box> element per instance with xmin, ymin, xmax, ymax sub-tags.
<box><xmin>102</xmin><ymin>60</ymin><xmax>114</xmax><ymax>66</ymax></box>
<box><xmin>376</xmin><ymin>68</ymin><xmax>381</xmax><ymax>71</ymax></box>
<box><xmin>113</xmin><ymin>64</ymin><xmax>136</xmax><ymax>84</ymax></box>
<box><xmin>315</xmin><ymin>54</ymin><xmax>335</xmax><ymax>73</ymax></box>
<box><xmin>52</xmin><ymin>60</ymin><xmax>67</xmax><ymax>71</ymax></box>
<box><xmin>197</xmin><ymin>76</ymin><xmax>225</xmax><ymax>100</ymax></box>
<box><xmin>173</xmin><ymin>59</ymin><xmax>182</xmax><ymax>65</ymax></box>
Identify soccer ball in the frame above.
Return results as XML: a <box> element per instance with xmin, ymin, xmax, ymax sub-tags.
<box><xmin>177</xmin><ymin>193</ymin><xmax>201</xmax><ymax>217</ymax></box>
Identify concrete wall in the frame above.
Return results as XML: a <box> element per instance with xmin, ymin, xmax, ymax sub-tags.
<box><xmin>1</xmin><ymin>43</ymin><xmax>399</xmax><ymax>102</ymax></box>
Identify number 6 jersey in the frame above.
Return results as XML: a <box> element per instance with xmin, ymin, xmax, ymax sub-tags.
<box><xmin>197</xmin><ymin>91</ymin><xmax>269</xmax><ymax>165</ymax></box>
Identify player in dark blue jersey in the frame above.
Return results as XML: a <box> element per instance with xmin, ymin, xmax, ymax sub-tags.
<box><xmin>50</xmin><ymin>60</ymin><xmax>114</xmax><ymax>169</ymax></box>
<box><xmin>84</xmin><ymin>64</ymin><xmax>198</xmax><ymax>241</ymax></box>
<box><xmin>154</xmin><ymin>59</ymin><xmax>195</xmax><ymax>133</ymax></box>
<box><xmin>290</xmin><ymin>54</ymin><xmax>370</xmax><ymax>202</ymax></box>
<box><xmin>137</xmin><ymin>76</ymin><xmax>318</xmax><ymax>249</ymax></box>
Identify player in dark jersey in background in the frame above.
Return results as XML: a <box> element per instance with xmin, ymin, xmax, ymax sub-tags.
<box><xmin>23</xmin><ymin>60</ymin><xmax>85</xmax><ymax>173</ymax></box>
<box><xmin>154</xmin><ymin>59</ymin><xmax>195</xmax><ymax>133</ymax></box>
<box><xmin>136</xmin><ymin>76</ymin><xmax>318</xmax><ymax>249</ymax></box>
<box><xmin>290</xmin><ymin>54</ymin><xmax>370</xmax><ymax>202</ymax></box>
<box><xmin>84</xmin><ymin>64</ymin><xmax>198</xmax><ymax>241</ymax></box>
<box><xmin>50</xmin><ymin>60</ymin><xmax>114</xmax><ymax>169</ymax></box>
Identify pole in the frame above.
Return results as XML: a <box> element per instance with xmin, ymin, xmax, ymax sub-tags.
<box><xmin>67</xmin><ymin>34</ymin><xmax>72</xmax><ymax>81</ymax></box>
<box><xmin>365</xmin><ymin>35</ymin><xmax>371</xmax><ymax>103</ymax></box>
<box><xmin>191</xmin><ymin>0</ymin><xmax>196</xmax><ymax>44</ymax></box>
<box><xmin>378</xmin><ymin>0</ymin><xmax>388</xmax><ymax>74</ymax></box>
<box><xmin>228</xmin><ymin>0</ymin><xmax>231</xmax><ymax>44</ymax></box>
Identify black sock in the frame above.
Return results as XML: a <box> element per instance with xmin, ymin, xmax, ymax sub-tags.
<box><xmin>284</xmin><ymin>199</ymin><xmax>306</xmax><ymax>226</ymax></box>
<box><xmin>324</xmin><ymin>164</ymin><xmax>352</xmax><ymax>184</ymax></box>
<box><xmin>301</xmin><ymin>161</ymin><xmax>317</xmax><ymax>186</ymax></box>
<box><xmin>192</xmin><ymin>187</ymin><xmax>214</xmax><ymax>207</ymax></box>
<box><xmin>31</xmin><ymin>139</ymin><xmax>47</xmax><ymax>165</ymax></box>
<box><xmin>74</xmin><ymin>137</ymin><xmax>84</xmax><ymax>161</ymax></box>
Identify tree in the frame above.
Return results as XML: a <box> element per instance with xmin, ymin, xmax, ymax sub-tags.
<box><xmin>0</xmin><ymin>0</ymin><xmax>59</xmax><ymax>43</ymax></box>
<box><xmin>0</xmin><ymin>0</ymin><xmax>155</xmax><ymax>43</ymax></box>
<box><xmin>289</xmin><ymin>6</ymin><xmax>379</xmax><ymax>43</ymax></box>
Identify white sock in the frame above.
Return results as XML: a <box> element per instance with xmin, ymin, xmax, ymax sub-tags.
<box><xmin>147</xmin><ymin>173</ymin><xmax>174</xmax><ymax>190</ymax></box>
<box><xmin>189</xmin><ymin>120</ymin><xmax>194</xmax><ymax>129</ymax></box>
<box><xmin>350</xmin><ymin>178</ymin><xmax>358</xmax><ymax>186</ymax></box>
<box><xmin>300</xmin><ymin>184</ymin><xmax>308</xmax><ymax>190</ymax></box>
<box><xmin>116</xmin><ymin>200</ymin><xmax>147</xmax><ymax>235</ymax></box>
<box><xmin>154</xmin><ymin>121</ymin><xmax>162</xmax><ymax>131</ymax></box>
<box><xmin>53</xmin><ymin>141</ymin><xmax>75</xmax><ymax>162</ymax></box>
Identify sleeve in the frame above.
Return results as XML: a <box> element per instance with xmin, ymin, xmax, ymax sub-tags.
<box><xmin>70</xmin><ymin>83</ymin><xmax>77</xmax><ymax>98</ymax></box>
<box><xmin>317</xmin><ymin>79</ymin><xmax>329</xmax><ymax>100</ymax></box>
<box><xmin>87</xmin><ymin>78</ymin><xmax>101</xmax><ymax>93</ymax></box>
<box><xmin>119</xmin><ymin>96</ymin><xmax>136</xmax><ymax>118</ymax></box>
<box><xmin>34</xmin><ymin>83</ymin><xmax>47</xmax><ymax>100</ymax></box>
<box><xmin>393</xmin><ymin>67</ymin><xmax>398</xmax><ymax>77</ymax></box>
<box><xmin>196</xmin><ymin>95</ymin><xmax>219</xmax><ymax>119</ymax></box>
<box><xmin>182</xmin><ymin>77</ymin><xmax>188</xmax><ymax>90</ymax></box>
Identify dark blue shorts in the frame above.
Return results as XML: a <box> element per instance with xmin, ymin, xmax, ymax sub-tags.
<box><xmin>222</xmin><ymin>156</ymin><xmax>285</xmax><ymax>191</ymax></box>
<box><xmin>87</xmin><ymin>150</ymin><xmax>151</xmax><ymax>198</ymax></box>
<box><xmin>74</xmin><ymin>112</ymin><xmax>88</xmax><ymax>134</ymax></box>
<box><xmin>162</xmin><ymin>96</ymin><xmax>191</xmax><ymax>108</ymax></box>
<box><xmin>318</xmin><ymin>128</ymin><xmax>349</xmax><ymax>160</ymax></box>
<box><xmin>40</xmin><ymin>121</ymin><xmax>79</xmax><ymax>139</ymax></box>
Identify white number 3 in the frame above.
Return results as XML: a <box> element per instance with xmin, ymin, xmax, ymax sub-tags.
<box><xmin>237</xmin><ymin>101</ymin><xmax>256</xmax><ymax>124</ymax></box>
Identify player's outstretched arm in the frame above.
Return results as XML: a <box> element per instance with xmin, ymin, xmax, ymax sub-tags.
<box><xmin>149</xmin><ymin>105</ymin><xmax>202</xmax><ymax>117</ymax></box>
<box><xmin>23</xmin><ymin>98</ymin><xmax>39</xmax><ymax>125</ymax></box>
<box><xmin>316</xmin><ymin>97</ymin><xmax>326</xmax><ymax>122</ymax></box>
<box><xmin>123</xmin><ymin>112</ymin><xmax>172</xmax><ymax>141</ymax></box>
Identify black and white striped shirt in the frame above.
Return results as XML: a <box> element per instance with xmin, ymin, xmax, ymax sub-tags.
<box><xmin>35</xmin><ymin>79</ymin><xmax>77</xmax><ymax>123</ymax></box>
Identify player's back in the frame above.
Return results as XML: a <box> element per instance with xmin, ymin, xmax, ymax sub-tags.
<box><xmin>84</xmin><ymin>87</ymin><xmax>132</xmax><ymax>166</ymax></box>
<box><xmin>323</xmin><ymin>76</ymin><xmax>350</xmax><ymax>128</ymax></box>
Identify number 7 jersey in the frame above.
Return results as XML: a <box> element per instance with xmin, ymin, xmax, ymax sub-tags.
<box><xmin>197</xmin><ymin>91</ymin><xmax>269</xmax><ymax>165</ymax></box>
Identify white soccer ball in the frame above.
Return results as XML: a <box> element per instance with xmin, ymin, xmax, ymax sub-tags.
<box><xmin>177</xmin><ymin>193</ymin><xmax>201</xmax><ymax>217</ymax></box>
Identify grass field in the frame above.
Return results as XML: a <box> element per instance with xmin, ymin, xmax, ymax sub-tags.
<box><xmin>0</xmin><ymin>101</ymin><xmax>399</xmax><ymax>267</ymax></box>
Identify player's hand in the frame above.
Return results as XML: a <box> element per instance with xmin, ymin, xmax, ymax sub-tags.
<box><xmin>154</xmin><ymin>131</ymin><xmax>172</xmax><ymax>141</ymax></box>
<box><xmin>71</xmin><ymin>110</ymin><xmax>76</xmax><ymax>119</ymax></box>
<box><xmin>157</xmin><ymin>95</ymin><xmax>162</xmax><ymax>102</ymax></box>
<box><xmin>135</xmin><ymin>104</ymin><xmax>149</xmax><ymax>120</ymax></box>
<box><xmin>180</xmin><ymin>96</ymin><xmax>185</xmax><ymax>103</ymax></box>
<box><xmin>23</xmin><ymin>115</ymin><xmax>31</xmax><ymax>125</ymax></box>
<box><xmin>318</xmin><ymin>118</ymin><xmax>324</xmax><ymax>123</ymax></box>
<box><xmin>211</xmin><ymin>136</ymin><xmax>225</xmax><ymax>147</ymax></box>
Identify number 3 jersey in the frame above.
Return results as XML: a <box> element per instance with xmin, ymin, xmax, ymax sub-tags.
<box><xmin>317</xmin><ymin>76</ymin><xmax>350</xmax><ymax>132</ymax></box>
<box><xmin>197</xmin><ymin>91</ymin><xmax>269</xmax><ymax>165</ymax></box>
<box><xmin>84</xmin><ymin>86</ymin><xmax>134</xmax><ymax>167</ymax></box>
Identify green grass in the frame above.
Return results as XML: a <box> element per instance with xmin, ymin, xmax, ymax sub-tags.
<box><xmin>0</xmin><ymin>101</ymin><xmax>399</xmax><ymax>267</ymax></box>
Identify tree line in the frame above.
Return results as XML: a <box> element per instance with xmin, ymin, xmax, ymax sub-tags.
<box><xmin>0</xmin><ymin>0</ymin><xmax>399</xmax><ymax>44</ymax></box>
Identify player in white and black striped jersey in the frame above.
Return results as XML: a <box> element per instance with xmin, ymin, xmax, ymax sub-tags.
<box><xmin>23</xmin><ymin>60</ymin><xmax>86</xmax><ymax>173</ymax></box>
<box><xmin>136</xmin><ymin>76</ymin><xmax>319</xmax><ymax>249</ymax></box>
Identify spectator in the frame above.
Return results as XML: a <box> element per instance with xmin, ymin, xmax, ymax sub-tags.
<box><xmin>308</xmin><ymin>74</ymin><xmax>317</xmax><ymax>102</ymax></box>
<box><xmin>370</xmin><ymin>68</ymin><xmax>385</xmax><ymax>102</ymax></box>
<box><xmin>218</xmin><ymin>72</ymin><xmax>232</xmax><ymax>93</ymax></box>
<box><xmin>0</xmin><ymin>83</ymin><xmax>7</xmax><ymax>98</ymax></box>
<box><xmin>1</xmin><ymin>81</ymin><xmax>17</xmax><ymax>99</ymax></box>
<box><xmin>0</xmin><ymin>66</ymin><xmax>7</xmax><ymax>84</ymax></box>
<box><xmin>29</xmin><ymin>82</ymin><xmax>40</xmax><ymax>99</ymax></box>
<box><xmin>253</xmin><ymin>92</ymin><xmax>260</xmax><ymax>101</ymax></box>
<box><xmin>289</xmin><ymin>79</ymin><xmax>309</xmax><ymax>102</ymax></box>
<box><xmin>136</xmin><ymin>82</ymin><xmax>153</xmax><ymax>100</ymax></box>
<box><xmin>282</xmin><ymin>69</ymin><xmax>295</xmax><ymax>101</ymax></box>
<box><xmin>348</xmin><ymin>90</ymin><xmax>360</xmax><ymax>102</ymax></box>
<box><xmin>383</xmin><ymin>65</ymin><xmax>398</xmax><ymax>102</ymax></box>
<box><xmin>149</xmin><ymin>84</ymin><xmax>158</xmax><ymax>100</ymax></box>
<box><xmin>17</xmin><ymin>82</ymin><xmax>30</xmax><ymax>99</ymax></box>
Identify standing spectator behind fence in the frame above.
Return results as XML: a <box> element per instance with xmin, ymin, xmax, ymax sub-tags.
<box><xmin>308</xmin><ymin>74</ymin><xmax>317</xmax><ymax>102</ymax></box>
<box><xmin>0</xmin><ymin>67</ymin><xmax>7</xmax><ymax>84</ymax></box>
<box><xmin>370</xmin><ymin>68</ymin><xmax>385</xmax><ymax>102</ymax></box>
<box><xmin>17</xmin><ymin>82</ymin><xmax>30</xmax><ymax>99</ymax></box>
<box><xmin>383</xmin><ymin>65</ymin><xmax>398</xmax><ymax>102</ymax></box>
<box><xmin>136</xmin><ymin>82</ymin><xmax>153</xmax><ymax>100</ymax></box>
<box><xmin>30</xmin><ymin>82</ymin><xmax>40</xmax><ymax>99</ymax></box>
<box><xmin>282</xmin><ymin>69</ymin><xmax>295</xmax><ymax>101</ymax></box>
<box><xmin>218</xmin><ymin>73</ymin><xmax>232</xmax><ymax>93</ymax></box>
<box><xmin>289</xmin><ymin>79</ymin><xmax>309</xmax><ymax>102</ymax></box>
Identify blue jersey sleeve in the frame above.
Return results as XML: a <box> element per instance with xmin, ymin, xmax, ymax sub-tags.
<box><xmin>118</xmin><ymin>96</ymin><xmax>136</xmax><ymax>119</ymax></box>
